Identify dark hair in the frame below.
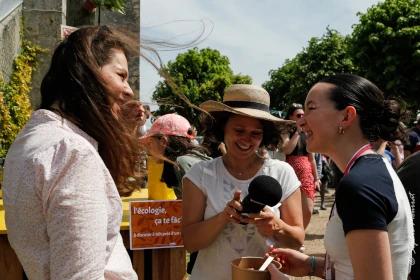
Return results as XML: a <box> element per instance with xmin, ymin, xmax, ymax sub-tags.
<box><xmin>285</xmin><ymin>103</ymin><xmax>304</xmax><ymax>151</ymax></box>
<box><xmin>285</xmin><ymin>103</ymin><xmax>303</xmax><ymax>120</ymax></box>
<box><xmin>199</xmin><ymin>111</ymin><xmax>286</xmax><ymax>151</ymax></box>
<box><xmin>40</xmin><ymin>26</ymin><xmax>144</xmax><ymax>196</ymax></box>
<box><xmin>159</xmin><ymin>135</ymin><xmax>208</xmax><ymax>189</ymax></box>
<box><xmin>163</xmin><ymin>135</ymin><xmax>207</xmax><ymax>162</ymax></box>
<box><xmin>319</xmin><ymin>73</ymin><xmax>407</xmax><ymax>142</ymax></box>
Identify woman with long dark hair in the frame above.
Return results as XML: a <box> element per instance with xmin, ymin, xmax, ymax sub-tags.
<box><xmin>2</xmin><ymin>26</ymin><xmax>151</xmax><ymax>279</ymax></box>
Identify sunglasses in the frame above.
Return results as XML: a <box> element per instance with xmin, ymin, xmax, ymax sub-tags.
<box><xmin>292</xmin><ymin>113</ymin><xmax>304</xmax><ymax>118</ymax></box>
<box><xmin>292</xmin><ymin>103</ymin><xmax>303</xmax><ymax>109</ymax></box>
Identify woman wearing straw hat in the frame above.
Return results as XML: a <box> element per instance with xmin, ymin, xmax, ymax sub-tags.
<box><xmin>181</xmin><ymin>84</ymin><xmax>305</xmax><ymax>280</ymax></box>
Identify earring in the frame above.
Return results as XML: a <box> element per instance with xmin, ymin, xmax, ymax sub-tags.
<box><xmin>339</xmin><ymin>126</ymin><xmax>345</xmax><ymax>134</ymax></box>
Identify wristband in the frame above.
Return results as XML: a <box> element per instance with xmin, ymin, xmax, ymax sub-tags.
<box><xmin>314</xmin><ymin>178</ymin><xmax>320</xmax><ymax>182</ymax></box>
<box><xmin>310</xmin><ymin>255</ymin><xmax>315</xmax><ymax>277</ymax></box>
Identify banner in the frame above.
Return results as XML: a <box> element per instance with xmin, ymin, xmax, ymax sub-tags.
<box><xmin>130</xmin><ymin>200</ymin><xmax>183</xmax><ymax>250</ymax></box>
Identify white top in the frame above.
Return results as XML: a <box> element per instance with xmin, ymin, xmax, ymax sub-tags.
<box><xmin>324</xmin><ymin>155</ymin><xmax>414</xmax><ymax>280</ymax></box>
<box><xmin>185</xmin><ymin>157</ymin><xmax>300</xmax><ymax>280</ymax></box>
<box><xmin>2</xmin><ymin>110</ymin><xmax>137</xmax><ymax>280</ymax></box>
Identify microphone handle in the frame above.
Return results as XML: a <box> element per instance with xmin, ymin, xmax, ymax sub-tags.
<box><xmin>237</xmin><ymin>196</ymin><xmax>266</xmax><ymax>225</ymax></box>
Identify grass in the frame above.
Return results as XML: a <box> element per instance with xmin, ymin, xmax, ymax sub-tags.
<box><xmin>186</xmin><ymin>251</ymin><xmax>191</xmax><ymax>278</ymax></box>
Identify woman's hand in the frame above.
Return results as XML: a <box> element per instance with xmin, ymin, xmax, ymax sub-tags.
<box><xmin>224</xmin><ymin>190</ymin><xmax>244</xmax><ymax>223</ymax></box>
<box><xmin>266</xmin><ymin>248</ymin><xmax>311</xmax><ymax>277</ymax></box>
<box><xmin>314</xmin><ymin>179</ymin><xmax>321</xmax><ymax>192</ymax></box>
<box><xmin>244</xmin><ymin>206</ymin><xmax>283</xmax><ymax>237</ymax></box>
<box><xmin>120</xmin><ymin>100</ymin><xmax>145</xmax><ymax>134</ymax></box>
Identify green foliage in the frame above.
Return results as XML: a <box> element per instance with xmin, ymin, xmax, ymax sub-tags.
<box><xmin>263</xmin><ymin>28</ymin><xmax>355</xmax><ymax>109</ymax></box>
<box><xmin>152</xmin><ymin>47</ymin><xmax>252</xmax><ymax>128</ymax></box>
<box><xmin>94</xmin><ymin>0</ymin><xmax>126</xmax><ymax>14</ymax></box>
<box><xmin>348</xmin><ymin>0</ymin><xmax>420</xmax><ymax>106</ymax></box>
<box><xmin>0</xmin><ymin>40</ymin><xmax>46</xmax><ymax>157</ymax></box>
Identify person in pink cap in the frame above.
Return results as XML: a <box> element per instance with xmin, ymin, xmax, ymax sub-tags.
<box><xmin>141</xmin><ymin>114</ymin><xmax>211</xmax><ymax>199</ymax></box>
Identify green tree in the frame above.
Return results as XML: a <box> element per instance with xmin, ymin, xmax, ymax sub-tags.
<box><xmin>152</xmin><ymin>47</ymin><xmax>252</xmax><ymax>128</ymax></box>
<box><xmin>263</xmin><ymin>28</ymin><xmax>355</xmax><ymax>109</ymax></box>
<box><xmin>262</xmin><ymin>56</ymin><xmax>299</xmax><ymax>111</ymax></box>
<box><xmin>348</xmin><ymin>0</ymin><xmax>420</xmax><ymax>106</ymax></box>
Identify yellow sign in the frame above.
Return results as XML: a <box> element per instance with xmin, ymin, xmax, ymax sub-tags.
<box><xmin>129</xmin><ymin>200</ymin><xmax>183</xmax><ymax>250</ymax></box>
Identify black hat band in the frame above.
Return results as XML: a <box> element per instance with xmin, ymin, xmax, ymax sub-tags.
<box><xmin>224</xmin><ymin>101</ymin><xmax>269</xmax><ymax>112</ymax></box>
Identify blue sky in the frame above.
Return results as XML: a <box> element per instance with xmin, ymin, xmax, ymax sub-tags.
<box><xmin>139</xmin><ymin>0</ymin><xmax>381</xmax><ymax>123</ymax></box>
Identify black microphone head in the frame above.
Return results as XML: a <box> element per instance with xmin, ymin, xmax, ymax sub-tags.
<box><xmin>248</xmin><ymin>175</ymin><xmax>282</xmax><ymax>206</ymax></box>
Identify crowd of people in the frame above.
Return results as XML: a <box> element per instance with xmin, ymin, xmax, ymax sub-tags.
<box><xmin>1</xmin><ymin>25</ymin><xmax>419</xmax><ymax>280</ymax></box>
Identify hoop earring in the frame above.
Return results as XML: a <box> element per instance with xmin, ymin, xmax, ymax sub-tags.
<box><xmin>339</xmin><ymin>126</ymin><xmax>345</xmax><ymax>134</ymax></box>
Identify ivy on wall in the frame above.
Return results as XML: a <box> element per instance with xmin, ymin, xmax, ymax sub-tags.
<box><xmin>0</xmin><ymin>39</ymin><xmax>46</xmax><ymax>157</ymax></box>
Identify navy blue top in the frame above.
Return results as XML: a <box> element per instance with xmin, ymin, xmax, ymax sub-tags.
<box><xmin>336</xmin><ymin>154</ymin><xmax>398</xmax><ymax>235</ymax></box>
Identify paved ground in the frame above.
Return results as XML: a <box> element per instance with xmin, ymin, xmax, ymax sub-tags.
<box><xmin>290</xmin><ymin>190</ymin><xmax>336</xmax><ymax>280</ymax></box>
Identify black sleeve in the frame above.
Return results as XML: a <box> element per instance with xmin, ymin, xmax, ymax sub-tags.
<box><xmin>336</xmin><ymin>174</ymin><xmax>397</xmax><ymax>235</ymax></box>
<box><xmin>397</xmin><ymin>153</ymin><xmax>420</xmax><ymax>197</ymax></box>
<box><xmin>397</xmin><ymin>153</ymin><xmax>420</xmax><ymax>279</ymax></box>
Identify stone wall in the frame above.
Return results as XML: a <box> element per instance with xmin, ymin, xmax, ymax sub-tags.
<box><xmin>22</xmin><ymin>0</ymin><xmax>66</xmax><ymax>108</ymax></box>
<box><xmin>0</xmin><ymin>4</ymin><xmax>22</xmax><ymax>84</ymax></box>
<box><xmin>21</xmin><ymin>0</ymin><xmax>141</xmax><ymax>108</ymax></box>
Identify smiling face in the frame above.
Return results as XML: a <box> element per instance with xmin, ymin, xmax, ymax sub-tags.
<box><xmin>297</xmin><ymin>83</ymin><xmax>343</xmax><ymax>155</ymax></box>
<box><xmin>223</xmin><ymin>115</ymin><xmax>264</xmax><ymax>159</ymax></box>
<box><xmin>100</xmin><ymin>49</ymin><xmax>134</xmax><ymax>116</ymax></box>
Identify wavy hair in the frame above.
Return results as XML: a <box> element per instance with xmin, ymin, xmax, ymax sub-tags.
<box><xmin>40</xmin><ymin>26</ymin><xmax>146</xmax><ymax>196</ymax></box>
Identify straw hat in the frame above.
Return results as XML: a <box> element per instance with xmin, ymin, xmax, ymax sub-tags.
<box><xmin>200</xmin><ymin>84</ymin><xmax>293</xmax><ymax>123</ymax></box>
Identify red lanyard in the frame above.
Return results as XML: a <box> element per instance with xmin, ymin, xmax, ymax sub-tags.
<box><xmin>343</xmin><ymin>144</ymin><xmax>373</xmax><ymax>176</ymax></box>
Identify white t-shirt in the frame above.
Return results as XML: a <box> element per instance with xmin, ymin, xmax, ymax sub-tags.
<box><xmin>185</xmin><ymin>157</ymin><xmax>301</xmax><ymax>280</ymax></box>
<box><xmin>324</xmin><ymin>155</ymin><xmax>414</xmax><ymax>280</ymax></box>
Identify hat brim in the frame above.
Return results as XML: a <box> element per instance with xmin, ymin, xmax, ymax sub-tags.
<box><xmin>200</xmin><ymin>100</ymin><xmax>294</xmax><ymax>124</ymax></box>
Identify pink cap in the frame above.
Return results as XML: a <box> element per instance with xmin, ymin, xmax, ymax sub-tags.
<box><xmin>144</xmin><ymin>114</ymin><xmax>194</xmax><ymax>139</ymax></box>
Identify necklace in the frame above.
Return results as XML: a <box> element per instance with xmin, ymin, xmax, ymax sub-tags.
<box><xmin>224</xmin><ymin>155</ymin><xmax>261</xmax><ymax>176</ymax></box>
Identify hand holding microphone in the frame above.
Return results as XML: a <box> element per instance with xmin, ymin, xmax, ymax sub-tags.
<box><xmin>223</xmin><ymin>190</ymin><xmax>245</xmax><ymax>224</ymax></box>
<box><xmin>223</xmin><ymin>175</ymin><xmax>283</xmax><ymax>231</ymax></box>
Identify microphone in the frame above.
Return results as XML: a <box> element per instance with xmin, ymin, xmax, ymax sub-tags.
<box><xmin>238</xmin><ymin>175</ymin><xmax>283</xmax><ymax>224</ymax></box>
